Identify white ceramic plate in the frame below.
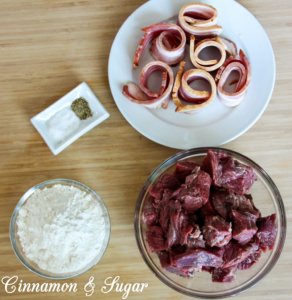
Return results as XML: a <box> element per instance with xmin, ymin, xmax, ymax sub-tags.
<box><xmin>108</xmin><ymin>0</ymin><xmax>275</xmax><ymax>149</ymax></box>
<box><xmin>31</xmin><ymin>82</ymin><xmax>110</xmax><ymax>155</ymax></box>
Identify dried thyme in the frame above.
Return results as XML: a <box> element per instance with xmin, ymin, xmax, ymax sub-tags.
<box><xmin>71</xmin><ymin>97</ymin><xmax>93</xmax><ymax>120</ymax></box>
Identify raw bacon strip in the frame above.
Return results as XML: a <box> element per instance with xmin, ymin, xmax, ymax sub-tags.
<box><xmin>180</xmin><ymin>70</ymin><xmax>210</xmax><ymax>102</ymax></box>
<box><xmin>215</xmin><ymin>50</ymin><xmax>251</xmax><ymax>107</ymax></box>
<box><xmin>172</xmin><ymin>61</ymin><xmax>186</xmax><ymax>108</ymax></box>
<box><xmin>219</xmin><ymin>37</ymin><xmax>238</xmax><ymax>56</ymax></box>
<box><xmin>139</xmin><ymin>70</ymin><xmax>168</xmax><ymax>98</ymax></box>
<box><xmin>133</xmin><ymin>22</ymin><xmax>186</xmax><ymax>68</ymax></box>
<box><xmin>172</xmin><ymin>61</ymin><xmax>216</xmax><ymax>114</ymax></box>
<box><xmin>190</xmin><ymin>35</ymin><xmax>226</xmax><ymax>72</ymax></box>
<box><xmin>123</xmin><ymin>61</ymin><xmax>174</xmax><ymax>109</ymax></box>
<box><xmin>178</xmin><ymin>3</ymin><xmax>222</xmax><ymax>39</ymax></box>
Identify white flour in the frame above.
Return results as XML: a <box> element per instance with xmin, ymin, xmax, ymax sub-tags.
<box><xmin>16</xmin><ymin>184</ymin><xmax>107</xmax><ymax>274</ymax></box>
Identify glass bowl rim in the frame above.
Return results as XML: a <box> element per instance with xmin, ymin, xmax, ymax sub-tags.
<box><xmin>10</xmin><ymin>178</ymin><xmax>111</xmax><ymax>280</ymax></box>
<box><xmin>134</xmin><ymin>147</ymin><xmax>286</xmax><ymax>298</ymax></box>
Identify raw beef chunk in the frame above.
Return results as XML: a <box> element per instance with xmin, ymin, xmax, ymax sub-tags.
<box><xmin>179</xmin><ymin>211</ymin><xmax>195</xmax><ymax>245</ymax></box>
<box><xmin>173</xmin><ymin>248</ymin><xmax>223</xmax><ymax>269</ymax></box>
<box><xmin>146</xmin><ymin>226</ymin><xmax>167</xmax><ymax>252</ymax></box>
<box><xmin>211</xmin><ymin>246</ymin><xmax>225</xmax><ymax>258</ymax></box>
<box><xmin>237</xmin><ymin>194</ymin><xmax>260</xmax><ymax>219</ymax></box>
<box><xmin>202</xmin><ymin>216</ymin><xmax>232</xmax><ymax>247</ymax></box>
<box><xmin>174</xmin><ymin>161</ymin><xmax>201</xmax><ymax>182</ymax></box>
<box><xmin>212</xmin><ymin>265</ymin><xmax>238</xmax><ymax>283</ymax></box>
<box><xmin>187</xmin><ymin>230</ymin><xmax>206</xmax><ymax>249</ymax></box>
<box><xmin>200</xmin><ymin>200</ymin><xmax>217</xmax><ymax>220</ymax></box>
<box><xmin>149</xmin><ymin>180</ymin><xmax>164</xmax><ymax>200</ymax></box>
<box><xmin>151</xmin><ymin>189</ymin><xmax>173</xmax><ymax>221</ymax></box>
<box><xmin>230</xmin><ymin>210</ymin><xmax>258</xmax><ymax>244</ymax></box>
<box><xmin>158</xmin><ymin>200</ymin><xmax>171</xmax><ymax>233</ymax></box>
<box><xmin>158</xmin><ymin>251</ymin><xmax>194</xmax><ymax>278</ymax></box>
<box><xmin>203</xmin><ymin>150</ymin><xmax>256</xmax><ymax>194</ymax></box>
<box><xmin>143</xmin><ymin>196</ymin><xmax>158</xmax><ymax>227</ymax></box>
<box><xmin>237</xmin><ymin>251</ymin><xmax>261</xmax><ymax>270</ymax></box>
<box><xmin>159</xmin><ymin>200</ymin><xmax>198</xmax><ymax>249</ymax></box>
<box><xmin>210</xmin><ymin>190</ymin><xmax>259</xmax><ymax>221</ymax></box>
<box><xmin>202</xmin><ymin>150</ymin><xmax>223</xmax><ymax>186</ymax></box>
<box><xmin>222</xmin><ymin>241</ymin><xmax>254</xmax><ymax>268</ymax></box>
<box><xmin>166</xmin><ymin>201</ymin><xmax>183</xmax><ymax>248</ymax></box>
<box><xmin>149</xmin><ymin>174</ymin><xmax>181</xmax><ymax>199</ymax></box>
<box><xmin>161</xmin><ymin>189</ymin><xmax>174</xmax><ymax>203</ymax></box>
<box><xmin>210</xmin><ymin>190</ymin><xmax>242</xmax><ymax>220</ymax></box>
<box><xmin>173</xmin><ymin>169</ymin><xmax>211</xmax><ymax>213</ymax></box>
<box><xmin>256</xmin><ymin>213</ymin><xmax>278</xmax><ymax>251</ymax></box>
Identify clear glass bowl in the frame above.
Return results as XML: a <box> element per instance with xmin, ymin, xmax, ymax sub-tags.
<box><xmin>10</xmin><ymin>179</ymin><xmax>111</xmax><ymax>280</ymax></box>
<box><xmin>134</xmin><ymin>147</ymin><xmax>286</xmax><ymax>298</ymax></box>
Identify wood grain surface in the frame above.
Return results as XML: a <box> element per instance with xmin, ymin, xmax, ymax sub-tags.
<box><xmin>0</xmin><ymin>0</ymin><xmax>291</xmax><ymax>299</ymax></box>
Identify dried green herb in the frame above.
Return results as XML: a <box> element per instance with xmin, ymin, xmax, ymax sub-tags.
<box><xmin>71</xmin><ymin>97</ymin><xmax>93</xmax><ymax>120</ymax></box>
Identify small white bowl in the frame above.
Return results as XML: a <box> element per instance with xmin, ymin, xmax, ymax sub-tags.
<box><xmin>31</xmin><ymin>82</ymin><xmax>110</xmax><ymax>155</ymax></box>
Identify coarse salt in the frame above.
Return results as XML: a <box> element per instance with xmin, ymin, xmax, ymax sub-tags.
<box><xmin>46</xmin><ymin>107</ymin><xmax>81</xmax><ymax>145</ymax></box>
<box><xmin>16</xmin><ymin>184</ymin><xmax>107</xmax><ymax>274</ymax></box>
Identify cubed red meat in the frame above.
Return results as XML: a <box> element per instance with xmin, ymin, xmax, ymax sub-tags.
<box><xmin>158</xmin><ymin>251</ymin><xmax>194</xmax><ymax>278</ymax></box>
<box><xmin>202</xmin><ymin>215</ymin><xmax>232</xmax><ymax>247</ymax></box>
<box><xmin>210</xmin><ymin>190</ymin><xmax>259</xmax><ymax>221</ymax></box>
<box><xmin>149</xmin><ymin>174</ymin><xmax>181</xmax><ymax>199</ymax></box>
<box><xmin>152</xmin><ymin>189</ymin><xmax>173</xmax><ymax>218</ymax></box>
<box><xmin>149</xmin><ymin>181</ymin><xmax>164</xmax><ymax>200</ymax></box>
<box><xmin>222</xmin><ymin>241</ymin><xmax>255</xmax><ymax>268</ymax></box>
<box><xmin>143</xmin><ymin>196</ymin><xmax>158</xmax><ymax>228</ymax></box>
<box><xmin>174</xmin><ymin>161</ymin><xmax>201</xmax><ymax>182</ymax></box>
<box><xmin>169</xmin><ymin>245</ymin><xmax>187</xmax><ymax>266</ymax></box>
<box><xmin>187</xmin><ymin>233</ymin><xmax>206</xmax><ymax>249</ymax></box>
<box><xmin>173</xmin><ymin>248</ymin><xmax>223</xmax><ymax>269</ymax></box>
<box><xmin>211</xmin><ymin>246</ymin><xmax>225</xmax><ymax>258</ymax></box>
<box><xmin>210</xmin><ymin>190</ymin><xmax>241</xmax><ymax>220</ymax></box>
<box><xmin>203</xmin><ymin>150</ymin><xmax>256</xmax><ymax>194</ymax></box>
<box><xmin>172</xmin><ymin>170</ymin><xmax>211</xmax><ymax>213</ymax></box>
<box><xmin>166</xmin><ymin>201</ymin><xmax>182</xmax><ymax>248</ymax></box>
<box><xmin>200</xmin><ymin>200</ymin><xmax>217</xmax><ymax>220</ymax></box>
<box><xmin>237</xmin><ymin>194</ymin><xmax>260</xmax><ymax>219</ymax></box>
<box><xmin>256</xmin><ymin>213</ymin><xmax>278</xmax><ymax>251</ymax></box>
<box><xmin>146</xmin><ymin>226</ymin><xmax>167</xmax><ymax>252</ymax></box>
<box><xmin>237</xmin><ymin>250</ymin><xmax>261</xmax><ymax>270</ymax></box>
<box><xmin>212</xmin><ymin>265</ymin><xmax>238</xmax><ymax>283</ymax></box>
<box><xmin>159</xmin><ymin>201</ymin><xmax>171</xmax><ymax>233</ymax></box>
<box><xmin>185</xmin><ymin>224</ymin><xmax>204</xmax><ymax>249</ymax></box>
<box><xmin>202</xmin><ymin>150</ymin><xmax>222</xmax><ymax>186</ymax></box>
<box><xmin>230</xmin><ymin>210</ymin><xmax>258</xmax><ymax>244</ymax></box>
<box><xmin>178</xmin><ymin>211</ymin><xmax>195</xmax><ymax>245</ymax></box>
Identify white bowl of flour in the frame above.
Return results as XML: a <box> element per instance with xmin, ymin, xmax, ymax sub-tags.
<box><xmin>10</xmin><ymin>179</ymin><xmax>111</xmax><ymax>279</ymax></box>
